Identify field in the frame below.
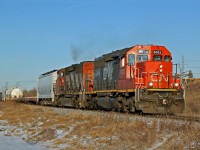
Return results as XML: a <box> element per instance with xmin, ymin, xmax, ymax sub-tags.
<box><xmin>184</xmin><ymin>79</ymin><xmax>200</xmax><ymax>117</ymax></box>
<box><xmin>0</xmin><ymin>80</ymin><xmax>200</xmax><ymax>150</ymax></box>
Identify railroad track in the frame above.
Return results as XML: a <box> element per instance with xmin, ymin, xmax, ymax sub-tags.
<box><xmin>164</xmin><ymin>115</ymin><xmax>200</xmax><ymax>122</ymax></box>
<box><xmin>142</xmin><ymin>113</ymin><xmax>200</xmax><ymax>123</ymax></box>
<box><xmin>16</xmin><ymin>97</ymin><xmax>200</xmax><ymax>123</ymax></box>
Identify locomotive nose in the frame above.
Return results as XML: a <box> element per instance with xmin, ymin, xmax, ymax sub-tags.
<box><xmin>159</xmin><ymin>64</ymin><xmax>163</xmax><ymax>73</ymax></box>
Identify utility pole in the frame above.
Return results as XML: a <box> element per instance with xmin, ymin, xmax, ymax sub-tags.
<box><xmin>4</xmin><ymin>82</ymin><xmax>9</xmax><ymax>101</ymax></box>
<box><xmin>181</xmin><ymin>56</ymin><xmax>185</xmax><ymax>74</ymax></box>
<box><xmin>5</xmin><ymin>82</ymin><xmax>8</xmax><ymax>90</ymax></box>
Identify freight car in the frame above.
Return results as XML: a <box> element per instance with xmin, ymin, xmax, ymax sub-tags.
<box><xmin>37</xmin><ymin>70</ymin><xmax>57</xmax><ymax>105</ymax></box>
<box><xmin>38</xmin><ymin>44</ymin><xmax>184</xmax><ymax>114</ymax></box>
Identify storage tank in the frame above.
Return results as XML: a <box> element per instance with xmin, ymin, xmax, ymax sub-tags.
<box><xmin>11</xmin><ymin>88</ymin><xmax>23</xmax><ymax>99</ymax></box>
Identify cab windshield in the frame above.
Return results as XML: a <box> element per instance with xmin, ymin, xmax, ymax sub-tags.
<box><xmin>153</xmin><ymin>55</ymin><xmax>162</xmax><ymax>61</ymax></box>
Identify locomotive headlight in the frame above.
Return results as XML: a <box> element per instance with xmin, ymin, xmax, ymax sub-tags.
<box><xmin>149</xmin><ymin>82</ymin><xmax>153</xmax><ymax>87</ymax></box>
<box><xmin>174</xmin><ymin>83</ymin><xmax>179</xmax><ymax>87</ymax></box>
<box><xmin>160</xmin><ymin>69</ymin><xmax>163</xmax><ymax>72</ymax></box>
<box><xmin>160</xmin><ymin>65</ymin><xmax>163</xmax><ymax>68</ymax></box>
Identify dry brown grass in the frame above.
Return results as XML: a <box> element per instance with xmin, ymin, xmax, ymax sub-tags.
<box><xmin>184</xmin><ymin>80</ymin><xmax>200</xmax><ymax>117</ymax></box>
<box><xmin>0</xmin><ymin>100</ymin><xmax>200</xmax><ymax>149</ymax></box>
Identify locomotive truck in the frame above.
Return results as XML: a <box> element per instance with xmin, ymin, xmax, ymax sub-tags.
<box><xmin>37</xmin><ymin>44</ymin><xmax>184</xmax><ymax>114</ymax></box>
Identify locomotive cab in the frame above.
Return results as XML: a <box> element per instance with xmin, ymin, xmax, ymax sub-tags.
<box><xmin>118</xmin><ymin>45</ymin><xmax>184</xmax><ymax>114</ymax></box>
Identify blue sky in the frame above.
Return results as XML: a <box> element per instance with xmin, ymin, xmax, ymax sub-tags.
<box><xmin>0</xmin><ymin>0</ymin><xmax>200</xmax><ymax>90</ymax></box>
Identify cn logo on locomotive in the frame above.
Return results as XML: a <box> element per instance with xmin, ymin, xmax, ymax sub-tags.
<box><xmin>150</xmin><ymin>74</ymin><xmax>169</xmax><ymax>82</ymax></box>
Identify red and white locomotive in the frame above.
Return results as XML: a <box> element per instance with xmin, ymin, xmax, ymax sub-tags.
<box><xmin>37</xmin><ymin>44</ymin><xmax>184</xmax><ymax>114</ymax></box>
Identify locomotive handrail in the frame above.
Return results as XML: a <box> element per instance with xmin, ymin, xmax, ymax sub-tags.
<box><xmin>135</xmin><ymin>67</ymin><xmax>140</xmax><ymax>85</ymax></box>
<box><xmin>141</xmin><ymin>72</ymin><xmax>147</xmax><ymax>86</ymax></box>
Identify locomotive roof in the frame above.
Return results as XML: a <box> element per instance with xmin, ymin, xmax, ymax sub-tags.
<box><xmin>57</xmin><ymin>61</ymin><xmax>93</xmax><ymax>71</ymax></box>
<box><xmin>95</xmin><ymin>47</ymin><xmax>132</xmax><ymax>61</ymax></box>
<box><xmin>57</xmin><ymin>61</ymin><xmax>94</xmax><ymax>73</ymax></box>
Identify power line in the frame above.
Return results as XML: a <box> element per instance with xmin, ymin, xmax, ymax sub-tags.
<box><xmin>174</xmin><ymin>59</ymin><xmax>200</xmax><ymax>63</ymax></box>
<box><xmin>185</xmin><ymin>60</ymin><xmax>200</xmax><ymax>62</ymax></box>
<box><xmin>185</xmin><ymin>67</ymin><xmax>200</xmax><ymax>68</ymax></box>
<box><xmin>0</xmin><ymin>80</ymin><xmax>36</xmax><ymax>84</ymax></box>
<box><xmin>193</xmin><ymin>73</ymin><xmax>200</xmax><ymax>74</ymax></box>
<box><xmin>17</xmin><ymin>80</ymin><xmax>36</xmax><ymax>83</ymax></box>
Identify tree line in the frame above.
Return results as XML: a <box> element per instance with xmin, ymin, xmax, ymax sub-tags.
<box><xmin>23</xmin><ymin>88</ymin><xmax>37</xmax><ymax>97</ymax></box>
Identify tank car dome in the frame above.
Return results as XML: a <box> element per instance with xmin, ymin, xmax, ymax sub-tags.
<box><xmin>11</xmin><ymin>88</ymin><xmax>23</xmax><ymax>99</ymax></box>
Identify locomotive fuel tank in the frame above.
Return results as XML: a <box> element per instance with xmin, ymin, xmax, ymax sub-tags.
<box><xmin>96</xmin><ymin>97</ymin><xmax>120</xmax><ymax>110</ymax></box>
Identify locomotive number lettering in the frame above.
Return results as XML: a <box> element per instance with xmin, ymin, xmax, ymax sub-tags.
<box><xmin>153</xmin><ymin>50</ymin><xmax>162</xmax><ymax>55</ymax></box>
<box><xmin>138</xmin><ymin>49</ymin><xmax>149</xmax><ymax>54</ymax></box>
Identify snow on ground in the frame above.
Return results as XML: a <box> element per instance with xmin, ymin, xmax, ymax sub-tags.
<box><xmin>0</xmin><ymin>116</ymin><xmax>50</xmax><ymax>150</ymax></box>
<box><xmin>0</xmin><ymin>103</ymin><xmax>200</xmax><ymax>150</ymax></box>
<box><xmin>0</xmin><ymin>132</ymin><xmax>49</xmax><ymax>150</ymax></box>
<box><xmin>147</xmin><ymin>134</ymin><xmax>174</xmax><ymax>150</ymax></box>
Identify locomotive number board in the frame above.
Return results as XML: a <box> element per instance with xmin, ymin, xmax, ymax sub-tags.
<box><xmin>153</xmin><ymin>50</ymin><xmax>162</xmax><ymax>54</ymax></box>
<box><xmin>138</xmin><ymin>50</ymin><xmax>149</xmax><ymax>54</ymax></box>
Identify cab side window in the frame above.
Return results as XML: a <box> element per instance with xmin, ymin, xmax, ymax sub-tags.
<box><xmin>60</xmin><ymin>72</ymin><xmax>64</xmax><ymax>77</ymax></box>
<box><xmin>121</xmin><ymin>57</ymin><xmax>125</xmax><ymax>67</ymax></box>
<box><xmin>164</xmin><ymin>55</ymin><xmax>171</xmax><ymax>62</ymax></box>
<box><xmin>128</xmin><ymin>54</ymin><xmax>135</xmax><ymax>66</ymax></box>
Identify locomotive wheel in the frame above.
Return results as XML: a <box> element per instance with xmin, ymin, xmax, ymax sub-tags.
<box><xmin>121</xmin><ymin>103</ymin><xmax>128</xmax><ymax>112</ymax></box>
<box><xmin>92</xmin><ymin>98</ymin><xmax>98</xmax><ymax>110</ymax></box>
<box><xmin>73</xmin><ymin>98</ymin><xmax>79</xmax><ymax>109</ymax></box>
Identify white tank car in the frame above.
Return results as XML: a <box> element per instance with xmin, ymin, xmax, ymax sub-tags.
<box><xmin>11</xmin><ymin>88</ymin><xmax>23</xmax><ymax>99</ymax></box>
<box><xmin>37</xmin><ymin>70</ymin><xmax>57</xmax><ymax>104</ymax></box>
